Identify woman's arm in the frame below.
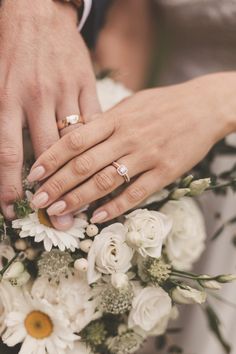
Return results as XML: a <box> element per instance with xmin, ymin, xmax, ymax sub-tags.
<box><xmin>27</xmin><ymin>71</ymin><xmax>236</xmax><ymax>224</ymax></box>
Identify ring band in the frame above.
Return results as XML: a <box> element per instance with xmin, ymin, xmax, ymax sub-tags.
<box><xmin>57</xmin><ymin>114</ymin><xmax>82</xmax><ymax>130</ymax></box>
<box><xmin>112</xmin><ymin>162</ymin><xmax>130</xmax><ymax>183</ymax></box>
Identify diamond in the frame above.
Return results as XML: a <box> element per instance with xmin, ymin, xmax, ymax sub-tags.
<box><xmin>66</xmin><ymin>115</ymin><xmax>80</xmax><ymax>125</ymax></box>
<box><xmin>117</xmin><ymin>165</ymin><xmax>128</xmax><ymax>176</ymax></box>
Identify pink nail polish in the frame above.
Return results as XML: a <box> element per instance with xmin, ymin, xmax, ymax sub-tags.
<box><xmin>47</xmin><ymin>201</ymin><xmax>67</xmax><ymax>216</ymax></box>
<box><xmin>91</xmin><ymin>211</ymin><xmax>108</xmax><ymax>224</ymax></box>
<box><xmin>31</xmin><ymin>192</ymin><xmax>49</xmax><ymax>208</ymax></box>
<box><xmin>55</xmin><ymin>214</ymin><xmax>74</xmax><ymax>225</ymax></box>
<box><xmin>28</xmin><ymin>166</ymin><xmax>46</xmax><ymax>182</ymax></box>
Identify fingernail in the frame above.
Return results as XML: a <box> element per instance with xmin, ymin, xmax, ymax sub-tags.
<box><xmin>90</xmin><ymin>210</ymin><xmax>108</xmax><ymax>224</ymax></box>
<box><xmin>47</xmin><ymin>201</ymin><xmax>67</xmax><ymax>216</ymax></box>
<box><xmin>31</xmin><ymin>192</ymin><xmax>49</xmax><ymax>208</ymax></box>
<box><xmin>5</xmin><ymin>205</ymin><xmax>15</xmax><ymax>219</ymax></box>
<box><xmin>55</xmin><ymin>214</ymin><xmax>74</xmax><ymax>226</ymax></box>
<box><xmin>28</xmin><ymin>166</ymin><xmax>46</xmax><ymax>182</ymax></box>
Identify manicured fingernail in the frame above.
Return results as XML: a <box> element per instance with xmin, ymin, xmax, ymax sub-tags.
<box><xmin>47</xmin><ymin>201</ymin><xmax>67</xmax><ymax>216</ymax></box>
<box><xmin>91</xmin><ymin>211</ymin><xmax>108</xmax><ymax>224</ymax></box>
<box><xmin>28</xmin><ymin>166</ymin><xmax>46</xmax><ymax>182</ymax></box>
<box><xmin>5</xmin><ymin>205</ymin><xmax>15</xmax><ymax>219</ymax></box>
<box><xmin>31</xmin><ymin>192</ymin><xmax>49</xmax><ymax>208</ymax></box>
<box><xmin>55</xmin><ymin>214</ymin><xmax>74</xmax><ymax>226</ymax></box>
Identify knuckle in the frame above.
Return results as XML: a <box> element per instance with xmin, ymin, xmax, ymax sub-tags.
<box><xmin>93</xmin><ymin>171</ymin><xmax>115</xmax><ymax>192</ymax></box>
<box><xmin>0</xmin><ymin>186</ymin><xmax>19</xmax><ymax>203</ymax></box>
<box><xmin>47</xmin><ymin>178</ymin><xmax>66</xmax><ymax>196</ymax></box>
<box><xmin>0</xmin><ymin>146</ymin><xmax>21</xmax><ymax>166</ymax></box>
<box><xmin>66</xmin><ymin>131</ymin><xmax>84</xmax><ymax>151</ymax></box>
<box><xmin>110</xmin><ymin>200</ymin><xmax>124</xmax><ymax>216</ymax></box>
<box><xmin>66</xmin><ymin>190</ymin><xmax>83</xmax><ymax>207</ymax></box>
<box><xmin>29</xmin><ymin>81</ymin><xmax>52</xmax><ymax>102</ymax></box>
<box><xmin>126</xmin><ymin>185</ymin><xmax>148</xmax><ymax>203</ymax></box>
<box><xmin>44</xmin><ymin>150</ymin><xmax>58</xmax><ymax>169</ymax></box>
<box><xmin>0</xmin><ymin>88</ymin><xmax>12</xmax><ymax>108</ymax></box>
<box><xmin>72</xmin><ymin>155</ymin><xmax>92</xmax><ymax>176</ymax></box>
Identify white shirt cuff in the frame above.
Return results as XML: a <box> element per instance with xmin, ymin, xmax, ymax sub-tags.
<box><xmin>78</xmin><ymin>0</ymin><xmax>92</xmax><ymax>31</ymax></box>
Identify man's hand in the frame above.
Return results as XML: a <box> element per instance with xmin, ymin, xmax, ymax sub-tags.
<box><xmin>0</xmin><ymin>0</ymin><xmax>100</xmax><ymax>221</ymax></box>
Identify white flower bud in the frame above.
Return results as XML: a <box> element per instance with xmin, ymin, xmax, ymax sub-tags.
<box><xmin>25</xmin><ymin>248</ymin><xmax>38</xmax><ymax>261</ymax></box>
<box><xmin>80</xmin><ymin>239</ymin><xmax>93</xmax><ymax>253</ymax></box>
<box><xmin>171</xmin><ymin>286</ymin><xmax>206</xmax><ymax>305</ymax></box>
<box><xmin>12</xmin><ymin>271</ymin><xmax>31</xmax><ymax>287</ymax></box>
<box><xmin>111</xmin><ymin>273</ymin><xmax>129</xmax><ymax>289</ymax></box>
<box><xmin>126</xmin><ymin>231</ymin><xmax>143</xmax><ymax>248</ymax></box>
<box><xmin>74</xmin><ymin>258</ymin><xmax>88</xmax><ymax>272</ymax></box>
<box><xmin>86</xmin><ymin>224</ymin><xmax>99</xmax><ymax>237</ymax></box>
<box><xmin>199</xmin><ymin>275</ymin><xmax>221</xmax><ymax>290</ymax></box>
<box><xmin>189</xmin><ymin>178</ymin><xmax>211</xmax><ymax>196</ymax></box>
<box><xmin>181</xmin><ymin>175</ymin><xmax>194</xmax><ymax>187</ymax></box>
<box><xmin>217</xmin><ymin>274</ymin><xmax>236</xmax><ymax>283</ymax></box>
<box><xmin>14</xmin><ymin>239</ymin><xmax>28</xmax><ymax>251</ymax></box>
<box><xmin>171</xmin><ymin>188</ymin><xmax>190</xmax><ymax>200</ymax></box>
<box><xmin>118</xmin><ymin>324</ymin><xmax>128</xmax><ymax>335</ymax></box>
<box><xmin>3</xmin><ymin>261</ymin><xmax>24</xmax><ymax>280</ymax></box>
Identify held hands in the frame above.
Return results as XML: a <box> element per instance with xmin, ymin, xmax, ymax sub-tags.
<box><xmin>28</xmin><ymin>75</ymin><xmax>234</xmax><ymax>225</ymax></box>
<box><xmin>0</xmin><ymin>0</ymin><xmax>100</xmax><ymax>223</ymax></box>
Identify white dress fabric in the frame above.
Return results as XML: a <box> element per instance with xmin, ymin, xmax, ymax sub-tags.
<box><xmin>140</xmin><ymin>1</ymin><xmax>236</xmax><ymax>353</ymax></box>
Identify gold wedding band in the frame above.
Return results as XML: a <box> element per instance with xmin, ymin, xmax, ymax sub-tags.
<box><xmin>112</xmin><ymin>162</ymin><xmax>130</xmax><ymax>183</ymax></box>
<box><xmin>57</xmin><ymin>114</ymin><xmax>82</xmax><ymax>130</ymax></box>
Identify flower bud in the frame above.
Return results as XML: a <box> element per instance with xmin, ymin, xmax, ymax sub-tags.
<box><xmin>199</xmin><ymin>275</ymin><xmax>221</xmax><ymax>290</ymax></box>
<box><xmin>111</xmin><ymin>273</ymin><xmax>129</xmax><ymax>289</ymax></box>
<box><xmin>25</xmin><ymin>248</ymin><xmax>38</xmax><ymax>261</ymax></box>
<box><xmin>11</xmin><ymin>271</ymin><xmax>31</xmax><ymax>287</ymax></box>
<box><xmin>216</xmin><ymin>274</ymin><xmax>236</xmax><ymax>283</ymax></box>
<box><xmin>189</xmin><ymin>178</ymin><xmax>211</xmax><ymax>196</ymax></box>
<box><xmin>171</xmin><ymin>188</ymin><xmax>190</xmax><ymax>200</ymax></box>
<box><xmin>14</xmin><ymin>239</ymin><xmax>28</xmax><ymax>251</ymax></box>
<box><xmin>181</xmin><ymin>175</ymin><xmax>194</xmax><ymax>187</ymax></box>
<box><xmin>126</xmin><ymin>231</ymin><xmax>143</xmax><ymax>248</ymax></box>
<box><xmin>86</xmin><ymin>224</ymin><xmax>99</xmax><ymax>237</ymax></box>
<box><xmin>3</xmin><ymin>261</ymin><xmax>24</xmax><ymax>280</ymax></box>
<box><xmin>74</xmin><ymin>258</ymin><xmax>88</xmax><ymax>272</ymax></box>
<box><xmin>80</xmin><ymin>239</ymin><xmax>93</xmax><ymax>253</ymax></box>
<box><xmin>171</xmin><ymin>286</ymin><xmax>206</xmax><ymax>305</ymax></box>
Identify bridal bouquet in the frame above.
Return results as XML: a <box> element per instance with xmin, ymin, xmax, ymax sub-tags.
<box><xmin>0</xmin><ymin>79</ymin><xmax>235</xmax><ymax>354</ymax></box>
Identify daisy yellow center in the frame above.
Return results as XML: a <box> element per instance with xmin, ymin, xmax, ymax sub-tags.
<box><xmin>24</xmin><ymin>311</ymin><xmax>53</xmax><ymax>339</ymax></box>
<box><xmin>38</xmin><ymin>209</ymin><xmax>53</xmax><ymax>228</ymax></box>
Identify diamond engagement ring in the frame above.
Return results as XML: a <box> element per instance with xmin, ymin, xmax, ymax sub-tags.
<box><xmin>57</xmin><ymin>114</ymin><xmax>82</xmax><ymax>130</ymax></box>
<box><xmin>112</xmin><ymin>162</ymin><xmax>130</xmax><ymax>183</ymax></box>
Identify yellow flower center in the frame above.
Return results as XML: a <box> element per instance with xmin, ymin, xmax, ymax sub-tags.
<box><xmin>38</xmin><ymin>209</ymin><xmax>53</xmax><ymax>228</ymax></box>
<box><xmin>24</xmin><ymin>311</ymin><xmax>53</xmax><ymax>339</ymax></box>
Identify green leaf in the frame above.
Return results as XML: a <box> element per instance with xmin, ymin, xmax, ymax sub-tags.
<box><xmin>204</xmin><ymin>305</ymin><xmax>231</xmax><ymax>353</ymax></box>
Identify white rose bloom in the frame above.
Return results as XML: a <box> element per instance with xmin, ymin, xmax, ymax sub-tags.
<box><xmin>96</xmin><ymin>78</ymin><xmax>132</xmax><ymax>111</ymax></box>
<box><xmin>128</xmin><ymin>286</ymin><xmax>172</xmax><ymax>337</ymax></box>
<box><xmin>172</xmin><ymin>286</ymin><xmax>207</xmax><ymax>305</ymax></box>
<box><xmin>161</xmin><ymin>197</ymin><xmax>206</xmax><ymax>270</ymax></box>
<box><xmin>125</xmin><ymin>209</ymin><xmax>172</xmax><ymax>258</ymax></box>
<box><xmin>87</xmin><ymin>223</ymin><xmax>133</xmax><ymax>284</ymax></box>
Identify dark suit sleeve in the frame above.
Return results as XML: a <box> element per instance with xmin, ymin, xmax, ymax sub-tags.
<box><xmin>81</xmin><ymin>0</ymin><xmax>113</xmax><ymax>48</ymax></box>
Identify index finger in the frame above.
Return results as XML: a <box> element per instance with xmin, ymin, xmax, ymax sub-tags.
<box><xmin>27</xmin><ymin>115</ymin><xmax>115</xmax><ymax>183</ymax></box>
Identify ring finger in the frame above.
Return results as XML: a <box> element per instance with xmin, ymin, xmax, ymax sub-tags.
<box><xmin>46</xmin><ymin>154</ymin><xmax>149</xmax><ymax>217</ymax></box>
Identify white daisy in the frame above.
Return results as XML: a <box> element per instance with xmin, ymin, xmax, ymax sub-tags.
<box><xmin>12</xmin><ymin>209</ymin><xmax>88</xmax><ymax>252</ymax></box>
<box><xmin>2</xmin><ymin>291</ymin><xmax>79</xmax><ymax>354</ymax></box>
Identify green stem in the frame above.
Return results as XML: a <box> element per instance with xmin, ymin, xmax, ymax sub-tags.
<box><xmin>0</xmin><ymin>253</ymin><xmax>20</xmax><ymax>278</ymax></box>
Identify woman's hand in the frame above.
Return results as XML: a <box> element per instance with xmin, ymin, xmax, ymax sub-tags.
<box><xmin>0</xmin><ymin>0</ymin><xmax>100</xmax><ymax>221</ymax></box>
<box><xmin>28</xmin><ymin>74</ymin><xmax>235</xmax><ymax>224</ymax></box>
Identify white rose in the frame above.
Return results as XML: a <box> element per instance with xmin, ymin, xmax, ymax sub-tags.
<box><xmin>96</xmin><ymin>78</ymin><xmax>132</xmax><ymax>111</ymax></box>
<box><xmin>128</xmin><ymin>286</ymin><xmax>172</xmax><ymax>336</ymax></box>
<box><xmin>161</xmin><ymin>197</ymin><xmax>206</xmax><ymax>270</ymax></box>
<box><xmin>171</xmin><ymin>286</ymin><xmax>206</xmax><ymax>305</ymax></box>
<box><xmin>125</xmin><ymin>209</ymin><xmax>172</xmax><ymax>258</ymax></box>
<box><xmin>87</xmin><ymin>223</ymin><xmax>133</xmax><ymax>284</ymax></box>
